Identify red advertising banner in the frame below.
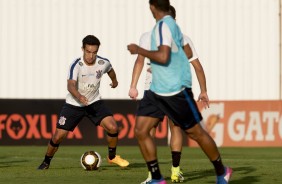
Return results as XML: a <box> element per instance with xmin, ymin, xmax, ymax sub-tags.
<box><xmin>0</xmin><ymin>99</ymin><xmax>169</xmax><ymax>146</ymax></box>
<box><xmin>0</xmin><ymin>99</ymin><xmax>281</xmax><ymax>147</ymax></box>
<box><xmin>189</xmin><ymin>101</ymin><xmax>282</xmax><ymax>147</ymax></box>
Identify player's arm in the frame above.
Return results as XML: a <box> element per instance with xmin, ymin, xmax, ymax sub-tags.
<box><xmin>190</xmin><ymin>60</ymin><xmax>209</xmax><ymax>108</ymax></box>
<box><xmin>128</xmin><ymin>45</ymin><xmax>171</xmax><ymax>64</ymax></box>
<box><xmin>129</xmin><ymin>54</ymin><xmax>145</xmax><ymax>100</ymax></box>
<box><xmin>128</xmin><ymin>23</ymin><xmax>171</xmax><ymax>64</ymax></box>
<box><xmin>67</xmin><ymin>79</ymin><xmax>88</xmax><ymax>105</ymax></box>
<box><xmin>107</xmin><ymin>68</ymin><xmax>118</xmax><ymax>88</ymax></box>
<box><xmin>183</xmin><ymin>43</ymin><xmax>193</xmax><ymax>60</ymax></box>
<box><xmin>183</xmin><ymin>37</ymin><xmax>209</xmax><ymax>108</ymax></box>
<box><xmin>183</xmin><ymin>42</ymin><xmax>207</xmax><ymax>93</ymax></box>
<box><xmin>190</xmin><ymin>60</ymin><xmax>207</xmax><ymax>93</ymax></box>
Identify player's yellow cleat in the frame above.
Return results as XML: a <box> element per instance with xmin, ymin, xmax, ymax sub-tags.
<box><xmin>171</xmin><ymin>166</ymin><xmax>184</xmax><ymax>183</ymax></box>
<box><xmin>107</xmin><ymin>155</ymin><xmax>129</xmax><ymax>167</ymax></box>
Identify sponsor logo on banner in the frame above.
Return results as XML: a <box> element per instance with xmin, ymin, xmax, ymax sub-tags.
<box><xmin>0</xmin><ymin>114</ymin><xmax>82</xmax><ymax>140</ymax></box>
<box><xmin>188</xmin><ymin>101</ymin><xmax>282</xmax><ymax>147</ymax></box>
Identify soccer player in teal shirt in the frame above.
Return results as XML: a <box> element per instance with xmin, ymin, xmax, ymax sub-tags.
<box><xmin>127</xmin><ymin>0</ymin><xmax>232</xmax><ymax>183</ymax></box>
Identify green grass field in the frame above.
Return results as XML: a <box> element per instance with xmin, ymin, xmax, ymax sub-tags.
<box><xmin>0</xmin><ymin>146</ymin><xmax>281</xmax><ymax>184</ymax></box>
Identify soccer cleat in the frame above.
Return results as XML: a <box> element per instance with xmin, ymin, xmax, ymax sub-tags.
<box><xmin>141</xmin><ymin>172</ymin><xmax>152</xmax><ymax>184</ymax></box>
<box><xmin>107</xmin><ymin>155</ymin><xmax>129</xmax><ymax>167</ymax></box>
<box><xmin>171</xmin><ymin>166</ymin><xmax>184</xmax><ymax>183</ymax></box>
<box><xmin>216</xmin><ymin>167</ymin><xmax>233</xmax><ymax>184</ymax></box>
<box><xmin>37</xmin><ymin>162</ymin><xmax>49</xmax><ymax>170</ymax></box>
<box><xmin>146</xmin><ymin>177</ymin><xmax>167</xmax><ymax>184</ymax></box>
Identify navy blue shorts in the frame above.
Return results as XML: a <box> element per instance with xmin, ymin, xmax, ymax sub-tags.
<box><xmin>57</xmin><ymin>100</ymin><xmax>113</xmax><ymax>131</ymax></box>
<box><xmin>137</xmin><ymin>88</ymin><xmax>202</xmax><ymax>130</ymax></box>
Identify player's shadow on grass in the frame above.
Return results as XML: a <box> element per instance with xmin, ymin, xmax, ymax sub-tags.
<box><xmin>175</xmin><ymin>166</ymin><xmax>258</xmax><ymax>184</ymax></box>
<box><xmin>0</xmin><ymin>159</ymin><xmax>29</xmax><ymax>168</ymax></box>
<box><xmin>102</xmin><ymin>162</ymin><xmax>150</xmax><ymax>169</ymax></box>
<box><xmin>124</xmin><ymin>162</ymin><xmax>147</xmax><ymax>168</ymax></box>
<box><xmin>223</xmin><ymin>166</ymin><xmax>259</xmax><ymax>184</ymax></box>
<box><xmin>101</xmin><ymin>160</ymin><xmax>171</xmax><ymax>169</ymax></box>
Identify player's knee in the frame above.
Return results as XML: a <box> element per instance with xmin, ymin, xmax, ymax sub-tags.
<box><xmin>51</xmin><ymin>133</ymin><xmax>65</xmax><ymax>145</ymax></box>
<box><xmin>101</xmin><ymin>117</ymin><xmax>118</xmax><ymax>134</ymax></box>
<box><xmin>107</xmin><ymin>124</ymin><xmax>118</xmax><ymax>134</ymax></box>
<box><xmin>134</xmin><ymin>127</ymin><xmax>146</xmax><ymax>140</ymax></box>
<box><xmin>49</xmin><ymin>138</ymin><xmax>60</xmax><ymax>147</ymax></box>
<box><xmin>188</xmin><ymin>127</ymin><xmax>207</xmax><ymax>142</ymax></box>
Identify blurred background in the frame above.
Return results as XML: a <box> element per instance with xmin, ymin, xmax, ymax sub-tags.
<box><xmin>0</xmin><ymin>0</ymin><xmax>280</xmax><ymax>100</ymax></box>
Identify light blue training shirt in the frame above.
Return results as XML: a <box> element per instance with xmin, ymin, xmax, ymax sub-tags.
<box><xmin>150</xmin><ymin>15</ymin><xmax>192</xmax><ymax>95</ymax></box>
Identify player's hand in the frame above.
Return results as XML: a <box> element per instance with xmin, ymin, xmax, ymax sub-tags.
<box><xmin>197</xmin><ymin>92</ymin><xmax>209</xmax><ymax>109</ymax></box>
<box><xmin>78</xmin><ymin>94</ymin><xmax>88</xmax><ymax>106</ymax></box>
<box><xmin>110</xmin><ymin>80</ymin><xmax>118</xmax><ymax>88</ymax></box>
<box><xmin>128</xmin><ymin>87</ymin><xmax>138</xmax><ymax>100</ymax></box>
<box><xmin>127</xmin><ymin>44</ymin><xmax>139</xmax><ymax>55</ymax></box>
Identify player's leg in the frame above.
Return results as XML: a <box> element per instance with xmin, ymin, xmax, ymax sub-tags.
<box><xmin>150</xmin><ymin>126</ymin><xmax>157</xmax><ymax>137</ymax></box>
<box><xmin>168</xmin><ymin>119</ymin><xmax>184</xmax><ymax>183</ymax></box>
<box><xmin>135</xmin><ymin>116</ymin><xmax>165</xmax><ymax>182</ymax></box>
<box><xmin>169</xmin><ymin>118</ymin><xmax>182</xmax><ymax>163</ymax></box>
<box><xmin>100</xmin><ymin>116</ymin><xmax>119</xmax><ymax>149</ymax></box>
<box><xmin>37</xmin><ymin>128</ymin><xmax>68</xmax><ymax>169</ymax></box>
<box><xmin>141</xmin><ymin>123</ymin><xmax>159</xmax><ymax>184</ymax></box>
<box><xmin>136</xmin><ymin>90</ymin><xmax>166</xmax><ymax>183</ymax></box>
<box><xmin>88</xmin><ymin>100</ymin><xmax>129</xmax><ymax>167</ymax></box>
<box><xmin>180</xmin><ymin>88</ymin><xmax>232</xmax><ymax>183</ymax></box>
<box><xmin>100</xmin><ymin>116</ymin><xmax>129</xmax><ymax>167</ymax></box>
<box><xmin>158</xmin><ymin>88</ymin><xmax>232</xmax><ymax>183</ymax></box>
<box><xmin>37</xmin><ymin>103</ymin><xmax>83</xmax><ymax>170</ymax></box>
<box><xmin>185</xmin><ymin>124</ymin><xmax>232</xmax><ymax>183</ymax></box>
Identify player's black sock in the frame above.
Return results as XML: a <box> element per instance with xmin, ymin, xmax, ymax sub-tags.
<box><xmin>108</xmin><ymin>147</ymin><xmax>116</xmax><ymax>160</ymax></box>
<box><xmin>171</xmin><ymin>151</ymin><xmax>181</xmax><ymax>167</ymax></box>
<box><xmin>44</xmin><ymin>155</ymin><xmax>53</xmax><ymax>165</ymax></box>
<box><xmin>147</xmin><ymin>160</ymin><xmax>162</xmax><ymax>180</ymax></box>
<box><xmin>211</xmin><ymin>155</ymin><xmax>225</xmax><ymax>176</ymax></box>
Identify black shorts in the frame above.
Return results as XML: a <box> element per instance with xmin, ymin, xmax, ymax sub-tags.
<box><xmin>137</xmin><ymin>88</ymin><xmax>203</xmax><ymax>130</ymax></box>
<box><xmin>57</xmin><ymin>100</ymin><xmax>113</xmax><ymax>131</ymax></box>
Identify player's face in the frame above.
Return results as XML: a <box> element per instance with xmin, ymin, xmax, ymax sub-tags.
<box><xmin>82</xmin><ymin>44</ymin><xmax>99</xmax><ymax>65</ymax></box>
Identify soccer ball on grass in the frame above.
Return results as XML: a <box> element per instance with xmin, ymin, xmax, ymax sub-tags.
<box><xmin>80</xmin><ymin>151</ymin><xmax>102</xmax><ymax>170</ymax></box>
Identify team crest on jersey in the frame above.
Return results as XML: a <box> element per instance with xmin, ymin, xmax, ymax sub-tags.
<box><xmin>96</xmin><ymin>70</ymin><xmax>102</xmax><ymax>79</ymax></box>
<box><xmin>79</xmin><ymin>62</ymin><xmax>83</xmax><ymax>66</ymax></box>
<box><xmin>58</xmin><ymin>116</ymin><xmax>66</xmax><ymax>125</ymax></box>
<box><xmin>98</xmin><ymin>60</ymin><xmax>105</xmax><ymax>65</ymax></box>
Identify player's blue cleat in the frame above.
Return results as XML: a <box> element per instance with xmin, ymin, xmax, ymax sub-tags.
<box><xmin>146</xmin><ymin>177</ymin><xmax>167</xmax><ymax>184</ymax></box>
<box><xmin>216</xmin><ymin>167</ymin><xmax>233</xmax><ymax>184</ymax></box>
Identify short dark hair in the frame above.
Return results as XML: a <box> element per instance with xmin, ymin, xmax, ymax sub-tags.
<box><xmin>149</xmin><ymin>0</ymin><xmax>170</xmax><ymax>12</ymax></box>
<box><xmin>169</xmin><ymin>5</ymin><xmax>176</xmax><ymax>19</ymax></box>
<box><xmin>82</xmin><ymin>35</ymin><xmax>100</xmax><ymax>48</ymax></box>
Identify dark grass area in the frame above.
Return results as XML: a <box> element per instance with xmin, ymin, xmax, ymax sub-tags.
<box><xmin>0</xmin><ymin>146</ymin><xmax>281</xmax><ymax>184</ymax></box>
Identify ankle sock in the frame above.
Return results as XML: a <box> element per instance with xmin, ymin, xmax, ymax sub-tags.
<box><xmin>108</xmin><ymin>147</ymin><xmax>116</xmax><ymax>160</ymax></box>
<box><xmin>171</xmin><ymin>151</ymin><xmax>181</xmax><ymax>167</ymax></box>
<box><xmin>211</xmin><ymin>156</ymin><xmax>225</xmax><ymax>176</ymax></box>
<box><xmin>147</xmin><ymin>160</ymin><xmax>162</xmax><ymax>180</ymax></box>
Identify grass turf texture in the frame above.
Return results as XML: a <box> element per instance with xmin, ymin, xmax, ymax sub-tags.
<box><xmin>0</xmin><ymin>146</ymin><xmax>281</xmax><ymax>184</ymax></box>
